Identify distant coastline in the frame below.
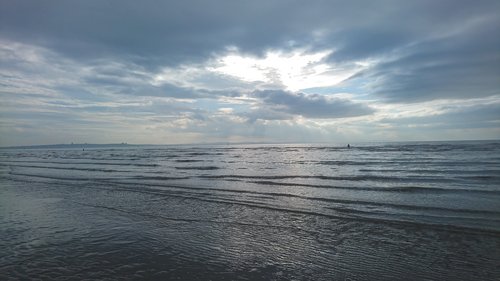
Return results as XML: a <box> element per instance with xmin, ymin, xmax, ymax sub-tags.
<box><xmin>0</xmin><ymin>143</ymin><xmax>136</xmax><ymax>150</ymax></box>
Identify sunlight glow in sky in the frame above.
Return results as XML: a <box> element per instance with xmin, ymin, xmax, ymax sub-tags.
<box><xmin>211</xmin><ymin>49</ymin><xmax>353</xmax><ymax>91</ymax></box>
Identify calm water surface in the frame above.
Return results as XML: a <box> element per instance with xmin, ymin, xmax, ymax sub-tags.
<box><xmin>1</xmin><ymin>141</ymin><xmax>500</xmax><ymax>280</ymax></box>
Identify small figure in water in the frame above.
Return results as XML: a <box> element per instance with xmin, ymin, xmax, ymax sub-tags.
<box><xmin>347</xmin><ymin>144</ymin><xmax>351</xmax><ymax>149</ymax></box>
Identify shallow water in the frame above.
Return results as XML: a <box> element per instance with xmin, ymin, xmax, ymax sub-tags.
<box><xmin>1</xmin><ymin>141</ymin><xmax>500</xmax><ymax>280</ymax></box>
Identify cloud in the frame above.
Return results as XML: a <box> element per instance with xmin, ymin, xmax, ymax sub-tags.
<box><xmin>1</xmin><ymin>0</ymin><xmax>499</xmax><ymax>145</ymax></box>
<box><xmin>379</xmin><ymin>99</ymin><xmax>500</xmax><ymax>129</ymax></box>
<box><xmin>2</xmin><ymin>0</ymin><xmax>498</xmax><ymax>101</ymax></box>
<box><xmin>1</xmin><ymin>0</ymin><xmax>316</xmax><ymax>67</ymax></box>
<box><xmin>252</xmin><ymin>90</ymin><xmax>374</xmax><ymax>119</ymax></box>
<box><xmin>2</xmin><ymin>1</ymin><xmax>496</xmax><ymax>64</ymax></box>
<box><xmin>356</xmin><ymin>16</ymin><xmax>500</xmax><ymax>102</ymax></box>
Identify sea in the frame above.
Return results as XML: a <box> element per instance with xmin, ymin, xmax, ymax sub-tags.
<box><xmin>1</xmin><ymin>140</ymin><xmax>499</xmax><ymax>280</ymax></box>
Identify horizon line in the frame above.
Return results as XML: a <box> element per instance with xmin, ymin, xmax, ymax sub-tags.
<box><xmin>1</xmin><ymin>139</ymin><xmax>499</xmax><ymax>149</ymax></box>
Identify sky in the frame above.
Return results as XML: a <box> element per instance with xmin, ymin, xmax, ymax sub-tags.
<box><xmin>1</xmin><ymin>0</ymin><xmax>499</xmax><ymax>146</ymax></box>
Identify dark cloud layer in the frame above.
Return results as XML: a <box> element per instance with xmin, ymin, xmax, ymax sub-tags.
<box><xmin>253</xmin><ymin>90</ymin><xmax>374</xmax><ymax>119</ymax></box>
<box><xmin>358</xmin><ymin>19</ymin><xmax>500</xmax><ymax>102</ymax></box>
<box><xmin>2</xmin><ymin>0</ymin><xmax>499</xmax><ymax>103</ymax></box>
<box><xmin>2</xmin><ymin>0</ymin><xmax>499</xmax><ymax>101</ymax></box>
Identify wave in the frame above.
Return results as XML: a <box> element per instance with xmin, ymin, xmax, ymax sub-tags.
<box><xmin>175</xmin><ymin>166</ymin><xmax>220</xmax><ymax>170</ymax></box>
<box><xmin>199</xmin><ymin>174</ymin><xmax>399</xmax><ymax>180</ymax></box>
<box><xmin>246</xmin><ymin>180</ymin><xmax>499</xmax><ymax>194</ymax></box>
<box><xmin>1</xmin><ymin>163</ymin><xmax>128</xmax><ymax>173</ymax></box>
<box><xmin>315</xmin><ymin>160</ymin><xmax>500</xmax><ymax>166</ymax></box>
<box><xmin>198</xmin><ymin>174</ymin><xmax>454</xmax><ymax>183</ymax></box>
<box><xmin>9</xmin><ymin>172</ymin><xmax>500</xmax><ymax>217</ymax></box>
<box><xmin>185</xmin><ymin>152</ymin><xmax>224</xmax><ymax>156</ymax></box>
<box><xmin>132</xmin><ymin>175</ymin><xmax>191</xmax><ymax>180</ymax></box>
<box><xmin>7</xmin><ymin>166</ymin><xmax>499</xmax><ymax>195</ymax></box>
<box><xmin>174</xmin><ymin>159</ymin><xmax>206</xmax><ymax>163</ymax></box>
<box><xmin>0</xmin><ymin>160</ymin><xmax>159</xmax><ymax>167</ymax></box>
<box><xmin>358</xmin><ymin>168</ymin><xmax>500</xmax><ymax>175</ymax></box>
<box><xmin>7</xmin><ymin>172</ymin><xmax>109</xmax><ymax>181</ymax></box>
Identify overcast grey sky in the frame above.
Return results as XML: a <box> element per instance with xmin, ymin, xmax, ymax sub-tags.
<box><xmin>1</xmin><ymin>0</ymin><xmax>499</xmax><ymax>145</ymax></box>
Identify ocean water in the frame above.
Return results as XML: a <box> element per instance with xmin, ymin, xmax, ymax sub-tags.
<box><xmin>1</xmin><ymin>141</ymin><xmax>499</xmax><ymax>280</ymax></box>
